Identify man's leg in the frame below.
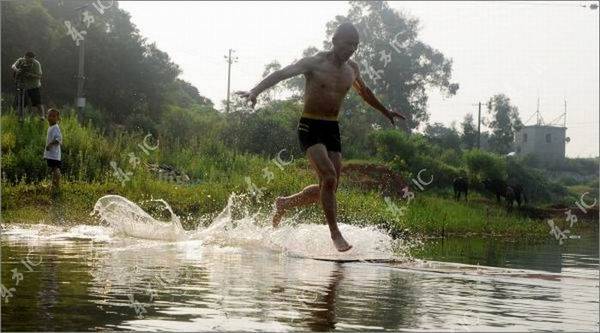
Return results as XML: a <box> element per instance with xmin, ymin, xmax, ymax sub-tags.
<box><xmin>272</xmin><ymin>184</ymin><xmax>320</xmax><ymax>227</ymax></box>
<box><xmin>327</xmin><ymin>151</ymin><xmax>341</xmax><ymax>191</ymax></box>
<box><xmin>272</xmin><ymin>150</ymin><xmax>342</xmax><ymax>226</ymax></box>
<box><xmin>34</xmin><ymin>105</ymin><xmax>45</xmax><ymax>119</ymax></box>
<box><xmin>308</xmin><ymin>144</ymin><xmax>351</xmax><ymax>251</ymax></box>
<box><xmin>30</xmin><ymin>88</ymin><xmax>44</xmax><ymax>119</ymax></box>
<box><xmin>31</xmin><ymin>105</ymin><xmax>43</xmax><ymax>119</ymax></box>
<box><xmin>15</xmin><ymin>88</ymin><xmax>23</xmax><ymax>122</ymax></box>
<box><xmin>272</xmin><ymin>151</ymin><xmax>324</xmax><ymax>227</ymax></box>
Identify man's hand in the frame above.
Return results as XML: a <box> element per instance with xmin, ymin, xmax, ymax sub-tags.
<box><xmin>45</xmin><ymin>144</ymin><xmax>51</xmax><ymax>151</ymax></box>
<box><xmin>235</xmin><ymin>90</ymin><xmax>258</xmax><ymax>109</ymax></box>
<box><xmin>385</xmin><ymin>110</ymin><xmax>407</xmax><ymax>125</ymax></box>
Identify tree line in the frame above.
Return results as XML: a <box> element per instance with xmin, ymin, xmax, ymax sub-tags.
<box><xmin>1</xmin><ymin>0</ymin><xmax>597</xmax><ymax>205</ymax></box>
<box><xmin>1</xmin><ymin>0</ymin><xmax>213</xmax><ymax>133</ymax></box>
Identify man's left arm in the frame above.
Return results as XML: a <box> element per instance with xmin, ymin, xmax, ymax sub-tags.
<box><xmin>11</xmin><ymin>58</ymin><xmax>22</xmax><ymax>72</ymax></box>
<box><xmin>349</xmin><ymin>60</ymin><xmax>406</xmax><ymax>124</ymax></box>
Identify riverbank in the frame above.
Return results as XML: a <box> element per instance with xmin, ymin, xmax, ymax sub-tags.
<box><xmin>4</xmin><ymin>159</ymin><xmax>594</xmax><ymax>241</ymax></box>
<box><xmin>3</xmin><ymin>113</ymin><xmax>597</xmax><ymax>241</ymax></box>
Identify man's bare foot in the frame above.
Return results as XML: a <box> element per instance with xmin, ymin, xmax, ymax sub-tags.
<box><xmin>332</xmin><ymin>234</ymin><xmax>352</xmax><ymax>252</ymax></box>
<box><xmin>272</xmin><ymin>197</ymin><xmax>287</xmax><ymax>227</ymax></box>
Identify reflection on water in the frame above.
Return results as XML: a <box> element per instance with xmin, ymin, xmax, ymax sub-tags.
<box><xmin>414</xmin><ymin>230</ymin><xmax>599</xmax><ymax>273</ymax></box>
<box><xmin>1</xmin><ymin>224</ymin><xmax>598</xmax><ymax>331</ymax></box>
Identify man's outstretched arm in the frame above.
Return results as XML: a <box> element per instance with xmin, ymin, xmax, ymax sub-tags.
<box><xmin>11</xmin><ymin>59</ymin><xmax>22</xmax><ymax>72</ymax></box>
<box><xmin>237</xmin><ymin>56</ymin><xmax>314</xmax><ymax>108</ymax></box>
<box><xmin>349</xmin><ymin>60</ymin><xmax>406</xmax><ymax>125</ymax></box>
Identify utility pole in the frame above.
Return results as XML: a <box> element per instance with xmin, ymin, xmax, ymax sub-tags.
<box><xmin>477</xmin><ymin>101</ymin><xmax>482</xmax><ymax>149</ymax></box>
<box><xmin>74</xmin><ymin>4</ymin><xmax>88</xmax><ymax>123</ymax></box>
<box><xmin>563</xmin><ymin>98</ymin><xmax>567</xmax><ymax>128</ymax></box>
<box><xmin>76</xmin><ymin>36</ymin><xmax>85</xmax><ymax>122</ymax></box>
<box><xmin>224</xmin><ymin>49</ymin><xmax>238</xmax><ymax>112</ymax></box>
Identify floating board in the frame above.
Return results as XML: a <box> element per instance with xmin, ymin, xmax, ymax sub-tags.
<box><xmin>310</xmin><ymin>257</ymin><xmax>400</xmax><ymax>263</ymax></box>
<box><xmin>386</xmin><ymin>260</ymin><xmax>598</xmax><ymax>282</ymax></box>
<box><xmin>285</xmin><ymin>250</ymin><xmax>401</xmax><ymax>263</ymax></box>
<box><xmin>291</xmin><ymin>255</ymin><xmax>596</xmax><ymax>282</ymax></box>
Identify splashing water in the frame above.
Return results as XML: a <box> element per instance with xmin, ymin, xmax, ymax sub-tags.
<box><xmin>92</xmin><ymin>195</ymin><xmax>187</xmax><ymax>241</ymax></box>
<box><xmin>91</xmin><ymin>194</ymin><xmax>403</xmax><ymax>261</ymax></box>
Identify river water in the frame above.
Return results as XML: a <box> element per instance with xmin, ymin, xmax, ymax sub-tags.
<box><xmin>1</xmin><ymin>195</ymin><xmax>598</xmax><ymax>331</ymax></box>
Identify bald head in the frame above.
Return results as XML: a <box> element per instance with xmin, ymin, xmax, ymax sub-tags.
<box><xmin>332</xmin><ymin>22</ymin><xmax>359</xmax><ymax>61</ymax></box>
<box><xmin>333</xmin><ymin>22</ymin><xmax>359</xmax><ymax>42</ymax></box>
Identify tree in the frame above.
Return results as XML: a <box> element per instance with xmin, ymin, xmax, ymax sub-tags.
<box><xmin>259</xmin><ymin>60</ymin><xmax>282</xmax><ymax>104</ymax></box>
<box><xmin>463</xmin><ymin>149</ymin><xmax>507</xmax><ymax>182</ymax></box>
<box><xmin>460</xmin><ymin>113</ymin><xmax>477</xmax><ymax>149</ymax></box>
<box><xmin>1</xmin><ymin>0</ymin><xmax>213</xmax><ymax>129</ymax></box>
<box><xmin>424</xmin><ymin>122</ymin><xmax>461</xmax><ymax>151</ymax></box>
<box><xmin>166</xmin><ymin>79</ymin><xmax>214</xmax><ymax>109</ymax></box>
<box><xmin>486</xmin><ymin>94</ymin><xmax>523</xmax><ymax>154</ymax></box>
<box><xmin>320</xmin><ymin>1</ymin><xmax>459</xmax><ymax>130</ymax></box>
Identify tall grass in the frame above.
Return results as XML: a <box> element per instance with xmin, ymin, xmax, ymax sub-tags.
<box><xmin>1</xmin><ymin>112</ymin><xmax>126</xmax><ymax>183</ymax></box>
<box><xmin>0</xmin><ymin>108</ymin><xmax>554</xmax><ymax>239</ymax></box>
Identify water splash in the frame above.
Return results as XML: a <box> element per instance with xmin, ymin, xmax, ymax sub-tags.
<box><xmin>91</xmin><ymin>193</ymin><xmax>402</xmax><ymax>261</ymax></box>
<box><xmin>92</xmin><ymin>195</ymin><xmax>187</xmax><ymax>241</ymax></box>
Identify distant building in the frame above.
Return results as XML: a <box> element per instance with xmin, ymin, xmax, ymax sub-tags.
<box><xmin>514</xmin><ymin>125</ymin><xmax>567</xmax><ymax>163</ymax></box>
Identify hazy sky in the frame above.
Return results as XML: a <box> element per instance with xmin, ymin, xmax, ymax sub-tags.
<box><xmin>119</xmin><ymin>1</ymin><xmax>599</xmax><ymax>157</ymax></box>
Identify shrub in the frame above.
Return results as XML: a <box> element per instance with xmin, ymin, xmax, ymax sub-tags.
<box><xmin>463</xmin><ymin>149</ymin><xmax>506</xmax><ymax>183</ymax></box>
<box><xmin>506</xmin><ymin>158</ymin><xmax>571</xmax><ymax>203</ymax></box>
<box><xmin>368</xmin><ymin>130</ymin><xmax>430</xmax><ymax>165</ymax></box>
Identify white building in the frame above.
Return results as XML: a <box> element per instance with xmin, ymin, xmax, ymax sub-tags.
<box><xmin>514</xmin><ymin>125</ymin><xmax>567</xmax><ymax>163</ymax></box>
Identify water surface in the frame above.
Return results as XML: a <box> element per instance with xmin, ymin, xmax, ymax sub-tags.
<box><xmin>1</xmin><ymin>195</ymin><xmax>598</xmax><ymax>331</ymax></box>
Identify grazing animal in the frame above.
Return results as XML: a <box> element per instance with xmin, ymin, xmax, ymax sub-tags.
<box><xmin>453</xmin><ymin>177</ymin><xmax>469</xmax><ymax>201</ymax></box>
<box><xmin>482</xmin><ymin>178</ymin><xmax>527</xmax><ymax>209</ymax></box>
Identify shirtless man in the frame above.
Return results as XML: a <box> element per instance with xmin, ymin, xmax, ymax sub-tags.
<box><xmin>237</xmin><ymin>23</ymin><xmax>405</xmax><ymax>252</ymax></box>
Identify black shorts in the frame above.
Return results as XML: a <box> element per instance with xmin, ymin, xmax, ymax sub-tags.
<box><xmin>26</xmin><ymin>87</ymin><xmax>42</xmax><ymax>106</ymax></box>
<box><xmin>45</xmin><ymin>158</ymin><xmax>61</xmax><ymax>169</ymax></box>
<box><xmin>298</xmin><ymin>117</ymin><xmax>341</xmax><ymax>153</ymax></box>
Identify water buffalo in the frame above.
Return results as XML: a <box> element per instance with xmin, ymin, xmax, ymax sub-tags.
<box><xmin>453</xmin><ymin>177</ymin><xmax>469</xmax><ymax>201</ymax></box>
<box><xmin>482</xmin><ymin>178</ymin><xmax>527</xmax><ymax>210</ymax></box>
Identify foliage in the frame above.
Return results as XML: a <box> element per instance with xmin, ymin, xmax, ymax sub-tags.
<box><xmin>506</xmin><ymin>157</ymin><xmax>572</xmax><ymax>203</ymax></box>
<box><xmin>1</xmin><ymin>112</ymin><xmax>119</xmax><ymax>183</ymax></box>
<box><xmin>1</xmin><ymin>0</ymin><xmax>212</xmax><ymax>129</ymax></box>
<box><xmin>424</xmin><ymin>122</ymin><xmax>461</xmax><ymax>151</ymax></box>
<box><xmin>485</xmin><ymin>94</ymin><xmax>523</xmax><ymax>154</ymax></box>
<box><xmin>463</xmin><ymin>149</ymin><xmax>506</xmax><ymax>183</ymax></box>
<box><xmin>460</xmin><ymin>113</ymin><xmax>478</xmax><ymax>150</ymax></box>
<box><xmin>286</xmin><ymin>1</ymin><xmax>460</xmax><ymax>130</ymax></box>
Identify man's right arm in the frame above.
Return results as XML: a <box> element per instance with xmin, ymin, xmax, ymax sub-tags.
<box><xmin>11</xmin><ymin>58</ymin><xmax>22</xmax><ymax>72</ymax></box>
<box><xmin>237</xmin><ymin>55</ymin><xmax>316</xmax><ymax>107</ymax></box>
<box><xmin>251</xmin><ymin>56</ymin><xmax>314</xmax><ymax>95</ymax></box>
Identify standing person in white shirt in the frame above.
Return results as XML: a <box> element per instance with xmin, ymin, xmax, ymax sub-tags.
<box><xmin>44</xmin><ymin>109</ymin><xmax>62</xmax><ymax>194</ymax></box>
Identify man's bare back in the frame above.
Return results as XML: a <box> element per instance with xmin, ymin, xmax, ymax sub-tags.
<box><xmin>237</xmin><ymin>23</ymin><xmax>405</xmax><ymax>252</ymax></box>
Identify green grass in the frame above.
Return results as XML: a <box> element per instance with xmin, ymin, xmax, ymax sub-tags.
<box><xmin>0</xmin><ymin>111</ymin><xmax>565</xmax><ymax>239</ymax></box>
<box><xmin>2</xmin><ymin>159</ymin><xmax>553</xmax><ymax>239</ymax></box>
<box><xmin>399</xmin><ymin>195</ymin><xmax>546</xmax><ymax>237</ymax></box>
